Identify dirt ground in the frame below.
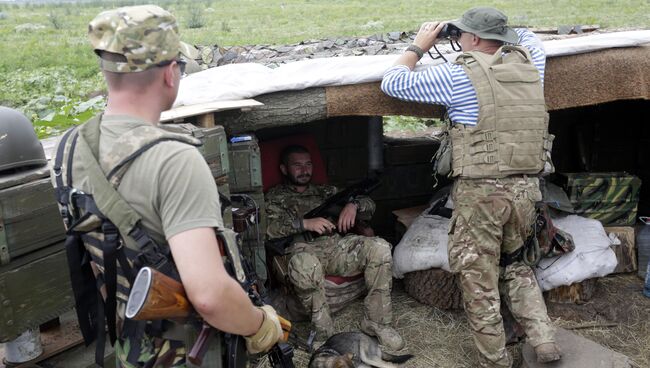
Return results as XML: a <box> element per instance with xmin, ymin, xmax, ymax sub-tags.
<box><xmin>271</xmin><ymin>274</ymin><xmax>649</xmax><ymax>368</ymax></box>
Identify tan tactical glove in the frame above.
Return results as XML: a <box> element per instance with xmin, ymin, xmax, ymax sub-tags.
<box><xmin>245</xmin><ymin>305</ymin><xmax>283</xmax><ymax>354</ymax></box>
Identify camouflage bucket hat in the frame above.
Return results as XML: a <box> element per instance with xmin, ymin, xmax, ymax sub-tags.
<box><xmin>448</xmin><ymin>7</ymin><xmax>518</xmax><ymax>44</ymax></box>
<box><xmin>88</xmin><ymin>5</ymin><xmax>198</xmax><ymax>73</ymax></box>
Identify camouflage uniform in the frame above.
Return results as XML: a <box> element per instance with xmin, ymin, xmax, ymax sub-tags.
<box><xmin>266</xmin><ymin>184</ymin><xmax>393</xmax><ymax>330</ymax></box>
<box><xmin>449</xmin><ymin>177</ymin><xmax>555</xmax><ymax>367</ymax></box>
<box><xmin>62</xmin><ymin>5</ymin><xmax>208</xmax><ymax>368</ymax></box>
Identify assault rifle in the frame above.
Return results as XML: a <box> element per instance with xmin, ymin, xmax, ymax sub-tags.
<box><xmin>125</xmin><ymin>230</ymin><xmax>296</xmax><ymax>367</ymax></box>
<box><xmin>266</xmin><ymin>176</ymin><xmax>381</xmax><ymax>255</ymax></box>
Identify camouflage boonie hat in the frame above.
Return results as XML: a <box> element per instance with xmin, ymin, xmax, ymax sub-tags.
<box><xmin>88</xmin><ymin>5</ymin><xmax>198</xmax><ymax>73</ymax></box>
<box><xmin>448</xmin><ymin>6</ymin><xmax>518</xmax><ymax>44</ymax></box>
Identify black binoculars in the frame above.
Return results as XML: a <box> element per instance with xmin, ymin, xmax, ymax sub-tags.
<box><xmin>437</xmin><ymin>24</ymin><xmax>462</xmax><ymax>39</ymax></box>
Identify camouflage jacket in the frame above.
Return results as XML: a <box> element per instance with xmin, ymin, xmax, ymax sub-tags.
<box><xmin>265</xmin><ymin>183</ymin><xmax>375</xmax><ymax>239</ymax></box>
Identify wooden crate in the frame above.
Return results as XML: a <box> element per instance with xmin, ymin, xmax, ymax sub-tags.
<box><xmin>0</xmin><ymin>167</ymin><xmax>65</xmax><ymax>265</ymax></box>
<box><xmin>605</xmin><ymin>226</ymin><xmax>637</xmax><ymax>273</ymax></box>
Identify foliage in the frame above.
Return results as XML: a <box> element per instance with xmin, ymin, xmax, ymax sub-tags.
<box><xmin>0</xmin><ymin>67</ymin><xmax>105</xmax><ymax>138</ymax></box>
<box><xmin>186</xmin><ymin>7</ymin><xmax>206</xmax><ymax>29</ymax></box>
<box><xmin>1</xmin><ymin>0</ymin><xmax>649</xmax><ymax>137</ymax></box>
<box><xmin>384</xmin><ymin>116</ymin><xmax>441</xmax><ymax>132</ymax></box>
<box><xmin>47</xmin><ymin>12</ymin><xmax>64</xmax><ymax>30</ymax></box>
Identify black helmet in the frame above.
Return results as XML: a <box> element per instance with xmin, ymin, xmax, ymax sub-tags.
<box><xmin>0</xmin><ymin>106</ymin><xmax>47</xmax><ymax>172</ymax></box>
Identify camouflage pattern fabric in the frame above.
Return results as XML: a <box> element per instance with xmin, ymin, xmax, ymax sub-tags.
<box><xmin>88</xmin><ymin>5</ymin><xmax>197</xmax><ymax>73</ymax></box>
<box><xmin>556</xmin><ymin>172</ymin><xmax>641</xmax><ymax>226</ymax></box>
<box><xmin>265</xmin><ymin>183</ymin><xmax>392</xmax><ymax>329</ymax></box>
<box><xmin>288</xmin><ymin>234</ymin><xmax>393</xmax><ymax>330</ymax></box>
<box><xmin>266</xmin><ymin>183</ymin><xmax>374</xmax><ymax>239</ymax></box>
<box><xmin>115</xmin><ymin>332</ymin><xmax>186</xmax><ymax>368</ymax></box>
<box><xmin>448</xmin><ymin>176</ymin><xmax>555</xmax><ymax>368</ymax></box>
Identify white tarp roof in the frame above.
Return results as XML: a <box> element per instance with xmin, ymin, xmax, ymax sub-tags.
<box><xmin>174</xmin><ymin>30</ymin><xmax>650</xmax><ymax>107</ymax></box>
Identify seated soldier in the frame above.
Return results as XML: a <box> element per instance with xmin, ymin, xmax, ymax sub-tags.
<box><xmin>265</xmin><ymin>145</ymin><xmax>404</xmax><ymax>350</ymax></box>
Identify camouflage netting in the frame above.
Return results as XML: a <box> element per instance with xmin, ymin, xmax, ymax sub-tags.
<box><xmin>190</xmin><ymin>29</ymin><xmax>650</xmax><ymax>117</ymax></box>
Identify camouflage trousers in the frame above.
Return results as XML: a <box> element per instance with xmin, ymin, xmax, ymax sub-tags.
<box><xmin>287</xmin><ymin>234</ymin><xmax>393</xmax><ymax>327</ymax></box>
<box><xmin>448</xmin><ymin>176</ymin><xmax>555</xmax><ymax>368</ymax></box>
<box><xmin>115</xmin><ymin>335</ymin><xmax>186</xmax><ymax>368</ymax></box>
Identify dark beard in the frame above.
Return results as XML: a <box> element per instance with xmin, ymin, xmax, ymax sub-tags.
<box><xmin>288</xmin><ymin>174</ymin><xmax>311</xmax><ymax>186</ymax></box>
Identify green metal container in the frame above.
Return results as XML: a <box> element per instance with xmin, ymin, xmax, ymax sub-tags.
<box><xmin>228</xmin><ymin>135</ymin><xmax>263</xmax><ymax>193</ymax></box>
<box><xmin>554</xmin><ymin>172</ymin><xmax>641</xmax><ymax>226</ymax></box>
<box><xmin>0</xmin><ymin>166</ymin><xmax>65</xmax><ymax>266</ymax></box>
<box><xmin>161</xmin><ymin>123</ymin><xmax>230</xmax><ymax>178</ymax></box>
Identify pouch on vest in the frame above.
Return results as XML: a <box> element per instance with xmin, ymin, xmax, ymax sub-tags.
<box><xmin>432</xmin><ymin>127</ymin><xmax>452</xmax><ymax>179</ymax></box>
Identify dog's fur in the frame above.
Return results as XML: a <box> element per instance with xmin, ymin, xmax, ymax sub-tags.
<box><xmin>308</xmin><ymin>332</ymin><xmax>413</xmax><ymax>368</ymax></box>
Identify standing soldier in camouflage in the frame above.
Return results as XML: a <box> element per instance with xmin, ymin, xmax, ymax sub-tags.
<box><xmin>266</xmin><ymin>145</ymin><xmax>404</xmax><ymax>350</ymax></box>
<box><xmin>51</xmin><ymin>5</ymin><xmax>282</xmax><ymax>367</ymax></box>
<box><xmin>382</xmin><ymin>7</ymin><xmax>560</xmax><ymax>367</ymax></box>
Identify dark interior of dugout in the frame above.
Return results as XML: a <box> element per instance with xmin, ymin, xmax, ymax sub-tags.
<box><xmin>252</xmin><ymin>98</ymin><xmax>650</xmax><ymax>243</ymax></box>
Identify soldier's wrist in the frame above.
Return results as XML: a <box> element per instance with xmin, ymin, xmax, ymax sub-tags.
<box><xmin>292</xmin><ymin>218</ymin><xmax>304</xmax><ymax>232</ymax></box>
<box><xmin>406</xmin><ymin>44</ymin><xmax>424</xmax><ymax>59</ymax></box>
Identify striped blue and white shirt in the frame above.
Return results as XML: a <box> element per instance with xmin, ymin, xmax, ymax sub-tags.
<box><xmin>381</xmin><ymin>29</ymin><xmax>546</xmax><ymax>126</ymax></box>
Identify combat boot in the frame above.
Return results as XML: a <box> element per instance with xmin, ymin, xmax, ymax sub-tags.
<box><xmin>535</xmin><ymin>342</ymin><xmax>561</xmax><ymax>363</ymax></box>
<box><xmin>360</xmin><ymin>319</ymin><xmax>405</xmax><ymax>351</ymax></box>
<box><xmin>312</xmin><ymin>309</ymin><xmax>334</xmax><ymax>340</ymax></box>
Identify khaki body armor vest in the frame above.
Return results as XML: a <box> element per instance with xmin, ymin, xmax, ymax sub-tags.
<box><xmin>449</xmin><ymin>45</ymin><xmax>554</xmax><ymax>179</ymax></box>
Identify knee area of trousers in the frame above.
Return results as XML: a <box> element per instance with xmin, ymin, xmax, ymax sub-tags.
<box><xmin>288</xmin><ymin>253</ymin><xmax>324</xmax><ymax>288</ymax></box>
<box><xmin>368</xmin><ymin>238</ymin><xmax>392</xmax><ymax>260</ymax></box>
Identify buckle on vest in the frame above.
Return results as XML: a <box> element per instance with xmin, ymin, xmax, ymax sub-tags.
<box><xmin>484</xmin><ymin>131</ymin><xmax>495</xmax><ymax>141</ymax></box>
<box><xmin>485</xmin><ymin>155</ymin><xmax>496</xmax><ymax>163</ymax></box>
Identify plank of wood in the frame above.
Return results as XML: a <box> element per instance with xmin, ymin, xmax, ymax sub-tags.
<box><xmin>160</xmin><ymin>99</ymin><xmax>263</xmax><ymax>123</ymax></box>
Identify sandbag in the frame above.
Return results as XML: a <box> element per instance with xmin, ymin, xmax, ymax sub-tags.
<box><xmin>393</xmin><ymin>203</ymin><xmax>451</xmax><ymax>278</ymax></box>
<box><xmin>534</xmin><ymin>215</ymin><xmax>617</xmax><ymax>291</ymax></box>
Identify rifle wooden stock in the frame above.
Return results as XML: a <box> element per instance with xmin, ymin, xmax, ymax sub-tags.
<box><xmin>126</xmin><ymin>267</ymin><xmax>192</xmax><ymax>321</ymax></box>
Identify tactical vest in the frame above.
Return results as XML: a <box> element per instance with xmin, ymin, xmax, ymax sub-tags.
<box><xmin>52</xmin><ymin>115</ymin><xmax>205</xmax><ymax>367</ymax></box>
<box><xmin>449</xmin><ymin>45</ymin><xmax>554</xmax><ymax>179</ymax></box>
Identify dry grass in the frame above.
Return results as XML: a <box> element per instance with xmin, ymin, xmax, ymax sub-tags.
<box><xmin>259</xmin><ymin>274</ymin><xmax>649</xmax><ymax>368</ymax></box>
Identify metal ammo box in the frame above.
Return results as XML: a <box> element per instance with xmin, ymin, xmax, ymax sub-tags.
<box><xmin>228</xmin><ymin>134</ymin><xmax>263</xmax><ymax>193</ymax></box>
<box><xmin>161</xmin><ymin>123</ymin><xmax>232</xmax><ymax>227</ymax></box>
<box><xmin>554</xmin><ymin>172</ymin><xmax>641</xmax><ymax>226</ymax></box>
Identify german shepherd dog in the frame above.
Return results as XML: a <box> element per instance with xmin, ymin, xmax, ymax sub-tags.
<box><xmin>308</xmin><ymin>332</ymin><xmax>413</xmax><ymax>368</ymax></box>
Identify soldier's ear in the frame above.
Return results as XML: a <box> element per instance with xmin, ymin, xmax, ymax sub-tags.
<box><xmin>280</xmin><ymin>163</ymin><xmax>288</xmax><ymax>176</ymax></box>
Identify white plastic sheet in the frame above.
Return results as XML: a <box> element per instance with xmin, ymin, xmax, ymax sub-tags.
<box><xmin>175</xmin><ymin>30</ymin><xmax>650</xmax><ymax>107</ymax></box>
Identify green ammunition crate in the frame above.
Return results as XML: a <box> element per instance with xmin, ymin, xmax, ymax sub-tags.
<box><xmin>228</xmin><ymin>135</ymin><xmax>263</xmax><ymax>193</ymax></box>
<box><xmin>0</xmin><ymin>166</ymin><xmax>66</xmax><ymax>265</ymax></box>
<box><xmin>554</xmin><ymin>172</ymin><xmax>641</xmax><ymax>226</ymax></box>
<box><xmin>161</xmin><ymin>123</ymin><xmax>230</xmax><ymax>178</ymax></box>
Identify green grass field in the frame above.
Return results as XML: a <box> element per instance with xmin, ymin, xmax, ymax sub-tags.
<box><xmin>0</xmin><ymin>0</ymin><xmax>648</xmax><ymax>136</ymax></box>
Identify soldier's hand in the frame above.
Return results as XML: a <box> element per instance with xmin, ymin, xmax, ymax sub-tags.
<box><xmin>245</xmin><ymin>305</ymin><xmax>283</xmax><ymax>354</ymax></box>
<box><xmin>303</xmin><ymin>217</ymin><xmax>336</xmax><ymax>235</ymax></box>
<box><xmin>338</xmin><ymin>202</ymin><xmax>358</xmax><ymax>233</ymax></box>
<box><xmin>414</xmin><ymin>21</ymin><xmax>447</xmax><ymax>51</ymax></box>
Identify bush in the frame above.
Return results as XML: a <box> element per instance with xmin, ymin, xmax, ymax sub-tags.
<box><xmin>383</xmin><ymin>115</ymin><xmax>441</xmax><ymax>132</ymax></box>
<box><xmin>186</xmin><ymin>7</ymin><xmax>206</xmax><ymax>29</ymax></box>
<box><xmin>48</xmin><ymin>12</ymin><xmax>64</xmax><ymax>30</ymax></box>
